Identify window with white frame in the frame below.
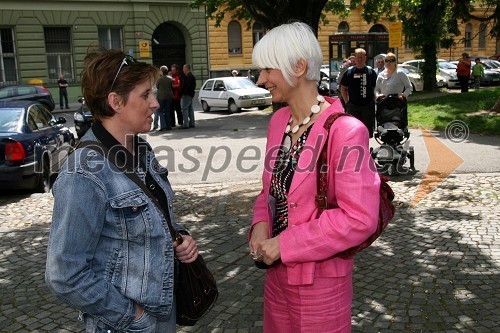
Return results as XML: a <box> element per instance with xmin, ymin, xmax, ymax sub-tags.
<box><xmin>478</xmin><ymin>24</ymin><xmax>486</xmax><ymax>49</ymax></box>
<box><xmin>98</xmin><ymin>27</ymin><xmax>123</xmax><ymax>49</ymax></box>
<box><xmin>252</xmin><ymin>22</ymin><xmax>265</xmax><ymax>46</ymax></box>
<box><xmin>465</xmin><ymin>24</ymin><xmax>472</xmax><ymax>49</ymax></box>
<box><xmin>228</xmin><ymin>21</ymin><xmax>242</xmax><ymax>54</ymax></box>
<box><xmin>0</xmin><ymin>28</ymin><xmax>18</xmax><ymax>86</ymax></box>
<box><xmin>44</xmin><ymin>27</ymin><xmax>74</xmax><ymax>82</ymax></box>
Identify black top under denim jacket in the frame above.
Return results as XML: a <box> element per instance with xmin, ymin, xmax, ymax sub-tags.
<box><xmin>92</xmin><ymin>122</ymin><xmax>188</xmax><ymax>289</ymax></box>
<box><xmin>92</xmin><ymin>122</ymin><xmax>169</xmax><ymax>210</ymax></box>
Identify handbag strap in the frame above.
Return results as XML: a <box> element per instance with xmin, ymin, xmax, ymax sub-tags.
<box><xmin>315</xmin><ymin>112</ymin><xmax>351</xmax><ymax>211</ymax></box>
<box><xmin>77</xmin><ymin>140</ymin><xmax>183</xmax><ymax>244</ymax></box>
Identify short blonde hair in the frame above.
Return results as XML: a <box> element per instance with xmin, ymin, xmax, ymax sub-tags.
<box><xmin>252</xmin><ymin>22</ymin><xmax>322</xmax><ymax>86</ymax></box>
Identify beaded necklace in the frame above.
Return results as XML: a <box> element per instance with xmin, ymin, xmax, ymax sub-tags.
<box><xmin>282</xmin><ymin>95</ymin><xmax>325</xmax><ymax>152</ymax></box>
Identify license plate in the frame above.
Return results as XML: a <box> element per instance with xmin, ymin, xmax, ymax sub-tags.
<box><xmin>252</xmin><ymin>99</ymin><xmax>265</xmax><ymax>105</ymax></box>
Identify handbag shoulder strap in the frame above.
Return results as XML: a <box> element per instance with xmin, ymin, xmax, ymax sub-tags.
<box><xmin>77</xmin><ymin>140</ymin><xmax>183</xmax><ymax>244</ymax></box>
<box><xmin>315</xmin><ymin>112</ymin><xmax>351</xmax><ymax>211</ymax></box>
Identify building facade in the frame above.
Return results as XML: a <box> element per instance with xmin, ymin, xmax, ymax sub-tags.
<box><xmin>0</xmin><ymin>0</ymin><xmax>208</xmax><ymax>87</ymax></box>
<box><xmin>206</xmin><ymin>6</ymin><xmax>499</xmax><ymax>78</ymax></box>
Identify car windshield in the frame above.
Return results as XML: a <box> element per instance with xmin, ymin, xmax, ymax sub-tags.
<box><xmin>484</xmin><ymin>61</ymin><xmax>500</xmax><ymax>69</ymax></box>
<box><xmin>439</xmin><ymin>61</ymin><xmax>456</xmax><ymax>69</ymax></box>
<box><xmin>401</xmin><ymin>66</ymin><xmax>419</xmax><ymax>74</ymax></box>
<box><xmin>225</xmin><ymin>78</ymin><xmax>257</xmax><ymax>90</ymax></box>
<box><xmin>0</xmin><ymin>108</ymin><xmax>22</xmax><ymax>132</ymax></box>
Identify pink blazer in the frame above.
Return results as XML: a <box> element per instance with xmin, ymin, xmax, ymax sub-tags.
<box><xmin>251</xmin><ymin>97</ymin><xmax>380</xmax><ymax>285</ymax></box>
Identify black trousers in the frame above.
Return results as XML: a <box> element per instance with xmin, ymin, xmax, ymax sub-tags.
<box><xmin>345</xmin><ymin>101</ymin><xmax>375</xmax><ymax>138</ymax></box>
<box><xmin>458</xmin><ymin>75</ymin><xmax>469</xmax><ymax>93</ymax></box>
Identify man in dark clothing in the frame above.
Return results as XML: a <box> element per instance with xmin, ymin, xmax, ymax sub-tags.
<box><xmin>340</xmin><ymin>48</ymin><xmax>378</xmax><ymax>138</ymax></box>
<box><xmin>180</xmin><ymin>64</ymin><xmax>196</xmax><ymax>129</ymax></box>
<box><xmin>58</xmin><ymin>74</ymin><xmax>69</xmax><ymax>109</ymax></box>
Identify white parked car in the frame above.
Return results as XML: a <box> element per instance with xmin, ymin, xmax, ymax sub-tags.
<box><xmin>398</xmin><ymin>64</ymin><xmax>424</xmax><ymax>92</ymax></box>
<box><xmin>198</xmin><ymin>77</ymin><xmax>272</xmax><ymax>113</ymax></box>
<box><xmin>402</xmin><ymin>59</ymin><xmax>460</xmax><ymax>88</ymax></box>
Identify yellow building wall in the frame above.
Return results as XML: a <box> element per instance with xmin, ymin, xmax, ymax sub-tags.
<box><xmin>207</xmin><ymin>7</ymin><xmax>498</xmax><ymax>75</ymax></box>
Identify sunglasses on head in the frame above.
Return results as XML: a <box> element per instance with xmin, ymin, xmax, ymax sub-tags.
<box><xmin>109</xmin><ymin>55</ymin><xmax>136</xmax><ymax>93</ymax></box>
<box><xmin>385</xmin><ymin>58</ymin><xmax>396</xmax><ymax>63</ymax></box>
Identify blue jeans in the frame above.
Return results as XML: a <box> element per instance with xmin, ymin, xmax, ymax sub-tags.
<box><xmin>60</xmin><ymin>89</ymin><xmax>68</xmax><ymax>109</ymax></box>
<box><xmin>181</xmin><ymin>95</ymin><xmax>195</xmax><ymax>128</ymax></box>
<box><xmin>84</xmin><ymin>299</ymin><xmax>176</xmax><ymax>333</ymax></box>
<box><xmin>154</xmin><ymin>99</ymin><xmax>172</xmax><ymax>129</ymax></box>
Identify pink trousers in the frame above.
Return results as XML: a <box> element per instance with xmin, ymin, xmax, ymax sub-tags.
<box><xmin>264</xmin><ymin>264</ymin><xmax>353</xmax><ymax>333</ymax></box>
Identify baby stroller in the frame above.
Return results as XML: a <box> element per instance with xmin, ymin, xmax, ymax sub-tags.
<box><xmin>371</xmin><ymin>94</ymin><xmax>415</xmax><ymax>175</ymax></box>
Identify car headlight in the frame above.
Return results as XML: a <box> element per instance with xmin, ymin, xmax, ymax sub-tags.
<box><xmin>264</xmin><ymin>93</ymin><xmax>271</xmax><ymax>97</ymax></box>
<box><xmin>239</xmin><ymin>95</ymin><xmax>252</xmax><ymax>100</ymax></box>
<box><xmin>74</xmin><ymin>112</ymin><xmax>84</xmax><ymax>122</ymax></box>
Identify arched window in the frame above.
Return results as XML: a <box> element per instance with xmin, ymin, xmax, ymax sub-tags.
<box><xmin>478</xmin><ymin>23</ymin><xmax>486</xmax><ymax>49</ymax></box>
<box><xmin>369</xmin><ymin>24</ymin><xmax>388</xmax><ymax>33</ymax></box>
<box><xmin>252</xmin><ymin>22</ymin><xmax>265</xmax><ymax>46</ymax></box>
<box><xmin>338</xmin><ymin>22</ymin><xmax>349</xmax><ymax>32</ymax></box>
<box><xmin>228</xmin><ymin>21</ymin><xmax>242</xmax><ymax>54</ymax></box>
<box><xmin>465</xmin><ymin>24</ymin><xmax>472</xmax><ymax>49</ymax></box>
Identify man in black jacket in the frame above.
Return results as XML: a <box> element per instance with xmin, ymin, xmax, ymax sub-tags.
<box><xmin>180</xmin><ymin>64</ymin><xmax>196</xmax><ymax>129</ymax></box>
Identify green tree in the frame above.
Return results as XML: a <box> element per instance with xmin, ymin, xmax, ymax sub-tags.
<box><xmin>189</xmin><ymin>0</ymin><xmax>350</xmax><ymax>34</ymax></box>
<box><xmin>355</xmin><ymin>0</ymin><xmax>499</xmax><ymax>90</ymax></box>
<box><xmin>191</xmin><ymin>0</ymin><xmax>498</xmax><ymax>91</ymax></box>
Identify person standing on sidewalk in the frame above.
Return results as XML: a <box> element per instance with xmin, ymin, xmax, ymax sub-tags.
<box><xmin>57</xmin><ymin>74</ymin><xmax>69</xmax><ymax>109</ymax></box>
<box><xmin>340</xmin><ymin>48</ymin><xmax>378</xmax><ymax>138</ymax></box>
<box><xmin>155</xmin><ymin>65</ymin><xmax>173</xmax><ymax>131</ymax></box>
<box><xmin>45</xmin><ymin>49</ymin><xmax>199</xmax><ymax>333</ymax></box>
<box><xmin>248</xmin><ymin>22</ymin><xmax>380</xmax><ymax>332</ymax></box>
<box><xmin>170</xmin><ymin>64</ymin><xmax>183</xmax><ymax>127</ymax></box>
<box><xmin>180</xmin><ymin>64</ymin><xmax>196</xmax><ymax>129</ymax></box>
<box><xmin>456</xmin><ymin>52</ymin><xmax>471</xmax><ymax>93</ymax></box>
<box><xmin>471</xmin><ymin>58</ymin><xmax>484</xmax><ymax>90</ymax></box>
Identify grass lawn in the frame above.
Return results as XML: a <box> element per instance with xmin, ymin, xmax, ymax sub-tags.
<box><xmin>408</xmin><ymin>87</ymin><xmax>500</xmax><ymax>135</ymax></box>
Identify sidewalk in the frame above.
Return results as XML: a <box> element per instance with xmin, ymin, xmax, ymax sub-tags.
<box><xmin>0</xmin><ymin>173</ymin><xmax>498</xmax><ymax>332</ymax></box>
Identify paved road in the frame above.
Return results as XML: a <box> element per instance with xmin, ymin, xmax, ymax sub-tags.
<box><xmin>1</xmin><ymin>94</ymin><xmax>499</xmax><ymax>332</ymax></box>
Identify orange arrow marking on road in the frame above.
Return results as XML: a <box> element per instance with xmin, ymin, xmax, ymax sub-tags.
<box><xmin>411</xmin><ymin>129</ymin><xmax>464</xmax><ymax>207</ymax></box>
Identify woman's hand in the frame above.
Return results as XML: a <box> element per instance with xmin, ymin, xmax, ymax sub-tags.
<box><xmin>174</xmin><ymin>235</ymin><xmax>198</xmax><ymax>263</ymax></box>
<box><xmin>249</xmin><ymin>221</ymin><xmax>269</xmax><ymax>255</ymax></box>
<box><xmin>257</xmin><ymin>236</ymin><xmax>281</xmax><ymax>266</ymax></box>
<box><xmin>134</xmin><ymin>303</ymin><xmax>144</xmax><ymax>320</ymax></box>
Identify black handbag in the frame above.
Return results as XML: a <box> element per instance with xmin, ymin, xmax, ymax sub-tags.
<box><xmin>77</xmin><ymin>141</ymin><xmax>218</xmax><ymax>326</ymax></box>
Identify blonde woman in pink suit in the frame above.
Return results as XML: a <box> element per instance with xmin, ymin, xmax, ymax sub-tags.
<box><xmin>248</xmin><ymin>22</ymin><xmax>381</xmax><ymax>332</ymax></box>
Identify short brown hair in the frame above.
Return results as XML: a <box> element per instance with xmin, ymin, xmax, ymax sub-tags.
<box><xmin>80</xmin><ymin>49</ymin><xmax>159</xmax><ymax>122</ymax></box>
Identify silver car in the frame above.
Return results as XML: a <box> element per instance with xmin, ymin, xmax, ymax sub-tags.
<box><xmin>198</xmin><ymin>77</ymin><xmax>272</xmax><ymax>113</ymax></box>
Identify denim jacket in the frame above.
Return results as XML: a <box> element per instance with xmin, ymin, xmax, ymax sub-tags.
<box><xmin>45</xmin><ymin>129</ymin><xmax>184</xmax><ymax>331</ymax></box>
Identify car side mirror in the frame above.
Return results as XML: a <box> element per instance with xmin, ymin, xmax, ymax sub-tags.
<box><xmin>57</xmin><ymin>117</ymin><xmax>67</xmax><ymax>124</ymax></box>
<box><xmin>78</xmin><ymin>97</ymin><xmax>84</xmax><ymax>103</ymax></box>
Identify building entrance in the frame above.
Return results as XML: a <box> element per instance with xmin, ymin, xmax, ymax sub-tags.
<box><xmin>152</xmin><ymin>23</ymin><xmax>185</xmax><ymax>70</ymax></box>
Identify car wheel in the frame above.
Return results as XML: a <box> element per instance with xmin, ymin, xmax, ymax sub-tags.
<box><xmin>258</xmin><ymin>105</ymin><xmax>268</xmax><ymax>110</ymax></box>
<box><xmin>228</xmin><ymin>100</ymin><xmax>240</xmax><ymax>113</ymax></box>
<box><xmin>34</xmin><ymin>157</ymin><xmax>51</xmax><ymax>193</ymax></box>
<box><xmin>201</xmin><ymin>100</ymin><xmax>210</xmax><ymax>112</ymax></box>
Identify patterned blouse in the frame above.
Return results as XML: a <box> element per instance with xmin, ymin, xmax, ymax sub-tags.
<box><xmin>270</xmin><ymin>126</ymin><xmax>313</xmax><ymax>237</ymax></box>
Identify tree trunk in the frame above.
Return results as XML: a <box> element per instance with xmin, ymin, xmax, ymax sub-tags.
<box><xmin>491</xmin><ymin>98</ymin><xmax>500</xmax><ymax>113</ymax></box>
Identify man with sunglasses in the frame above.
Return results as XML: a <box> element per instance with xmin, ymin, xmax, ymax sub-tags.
<box><xmin>340</xmin><ymin>48</ymin><xmax>378</xmax><ymax>138</ymax></box>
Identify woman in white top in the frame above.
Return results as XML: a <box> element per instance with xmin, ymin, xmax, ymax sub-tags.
<box><xmin>375</xmin><ymin>52</ymin><xmax>412</xmax><ymax>100</ymax></box>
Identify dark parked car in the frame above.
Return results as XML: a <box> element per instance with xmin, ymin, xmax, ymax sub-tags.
<box><xmin>73</xmin><ymin>97</ymin><xmax>93</xmax><ymax>138</ymax></box>
<box><xmin>0</xmin><ymin>100</ymin><xmax>74</xmax><ymax>192</ymax></box>
<box><xmin>0</xmin><ymin>84</ymin><xmax>55</xmax><ymax>111</ymax></box>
